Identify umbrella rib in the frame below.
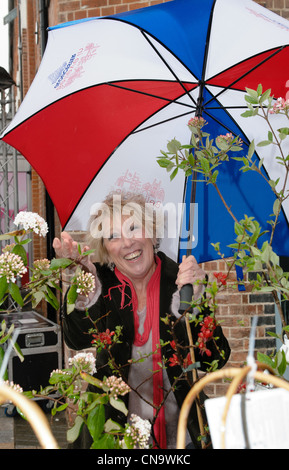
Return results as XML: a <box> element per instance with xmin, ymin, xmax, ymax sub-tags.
<box><xmin>107</xmin><ymin>80</ymin><xmax>196</xmax><ymax>110</ymax></box>
<box><xmin>205</xmin><ymin>105</ymin><xmax>249</xmax><ymax>110</ymax></box>
<box><xmin>204</xmin><ymin>45</ymin><xmax>287</xmax><ymax>107</ymax></box>
<box><xmin>132</xmin><ymin>109</ymin><xmax>196</xmax><ymax>134</ymax></box>
<box><xmin>140</xmin><ymin>30</ymin><xmax>198</xmax><ymax>108</ymax></box>
<box><xmin>203</xmin><ymin>108</ymin><xmax>249</xmax><ymax>147</ymax></box>
<box><xmin>196</xmin><ymin>0</ymin><xmax>217</xmax><ymax>117</ymax></box>
<box><xmin>181</xmin><ymin>1</ymin><xmax>217</xmax><ymax>259</ymax></box>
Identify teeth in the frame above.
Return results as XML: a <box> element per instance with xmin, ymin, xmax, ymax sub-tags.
<box><xmin>124</xmin><ymin>250</ymin><xmax>142</xmax><ymax>260</ymax></box>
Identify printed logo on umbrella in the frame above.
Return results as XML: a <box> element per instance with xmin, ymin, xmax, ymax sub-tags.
<box><xmin>246</xmin><ymin>6</ymin><xmax>289</xmax><ymax>31</ymax></box>
<box><xmin>48</xmin><ymin>43</ymin><xmax>99</xmax><ymax>90</ymax></box>
<box><xmin>114</xmin><ymin>170</ymin><xmax>165</xmax><ymax>207</ymax></box>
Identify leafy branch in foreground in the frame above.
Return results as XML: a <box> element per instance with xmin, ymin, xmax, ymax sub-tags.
<box><xmin>157</xmin><ymin>84</ymin><xmax>289</xmax><ymax>372</ymax></box>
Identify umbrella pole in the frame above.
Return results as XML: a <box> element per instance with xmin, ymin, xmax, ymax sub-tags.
<box><xmin>178</xmin><ymin>121</ymin><xmax>206</xmax><ymax>447</ymax></box>
<box><xmin>185</xmin><ymin>315</ymin><xmax>206</xmax><ymax>448</ymax></box>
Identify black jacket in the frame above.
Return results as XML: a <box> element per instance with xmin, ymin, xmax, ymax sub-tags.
<box><xmin>63</xmin><ymin>251</ymin><xmax>230</xmax><ymax>448</ymax></box>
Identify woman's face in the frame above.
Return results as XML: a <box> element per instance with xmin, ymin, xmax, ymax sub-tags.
<box><xmin>103</xmin><ymin>215</ymin><xmax>156</xmax><ymax>284</ymax></box>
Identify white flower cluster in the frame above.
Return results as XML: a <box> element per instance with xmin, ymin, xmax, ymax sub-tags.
<box><xmin>14</xmin><ymin>211</ymin><xmax>48</xmax><ymax>237</ymax></box>
<box><xmin>125</xmin><ymin>414</ymin><xmax>152</xmax><ymax>449</ymax></box>
<box><xmin>75</xmin><ymin>271</ymin><xmax>96</xmax><ymax>296</ymax></box>
<box><xmin>2</xmin><ymin>380</ymin><xmax>23</xmax><ymax>402</ymax></box>
<box><xmin>33</xmin><ymin>259</ymin><xmax>50</xmax><ymax>271</ymax></box>
<box><xmin>0</xmin><ymin>251</ymin><xmax>27</xmax><ymax>283</ymax></box>
<box><xmin>50</xmin><ymin>369</ymin><xmax>70</xmax><ymax>378</ymax></box>
<box><xmin>68</xmin><ymin>352</ymin><xmax>96</xmax><ymax>375</ymax></box>
<box><xmin>101</xmin><ymin>375</ymin><xmax>131</xmax><ymax>398</ymax></box>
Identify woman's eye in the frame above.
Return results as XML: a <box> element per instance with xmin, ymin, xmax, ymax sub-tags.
<box><xmin>130</xmin><ymin>224</ymin><xmax>140</xmax><ymax>232</ymax></box>
<box><xmin>107</xmin><ymin>233</ymin><xmax>120</xmax><ymax>241</ymax></box>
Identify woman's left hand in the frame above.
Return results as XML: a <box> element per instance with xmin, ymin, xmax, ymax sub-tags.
<box><xmin>176</xmin><ymin>255</ymin><xmax>206</xmax><ymax>298</ymax></box>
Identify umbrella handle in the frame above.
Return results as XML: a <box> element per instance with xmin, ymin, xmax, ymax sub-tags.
<box><xmin>178</xmin><ymin>284</ymin><xmax>194</xmax><ymax>314</ymax></box>
<box><xmin>179</xmin><ymin>283</ymin><xmax>206</xmax><ymax>447</ymax></box>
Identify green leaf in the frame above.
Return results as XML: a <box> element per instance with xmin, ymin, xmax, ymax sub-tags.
<box><xmin>259</xmin><ymin>88</ymin><xmax>271</xmax><ymax>103</ymax></box>
<box><xmin>50</xmin><ymin>258</ymin><xmax>73</xmax><ymax>270</ymax></box>
<box><xmin>257</xmin><ymin>351</ymin><xmax>275</xmax><ymax>369</ymax></box>
<box><xmin>167</xmin><ymin>138</ymin><xmax>182</xmax><ymax>154</ymax></box>
<box><xmin>247</xmin><ymin>140</ymin><xmax>255</xmax><ymax>161</ymax></box>
<box><xmin>79</xmin><ymin>371</ymin><xmax>103</xmax><ymax>389</ymax></box>
<box><xmin>12</xmin><ymin>340</ymin><xmax>24</xmax><ymax>362</ymax></box>
<box><xmin>12</xmin><ymin>244</ymin><xmax>28</xmax><ymax>266</ymax></box>
<box><xmin>52</xmin><ymin>403</ymin><xmax>68</xmax><ymax>415</ymax></box>
<box><xmin>90</xmin><ymin>434</ymin><xmax>116</xmax><ymax>449</ymax></box>
<box><xmin>82</xmin><ymin>249</ymin><xmax>95</xmax><ymax>257</ymax></box>
<box><xmin>183</xmin><ymin>362</ymin><xmax>201</xmax><ymax>373</ymax></box>
<box><xmin>241</xmin><ymin>110</ymin><xmax>256</xmax><ymax>118</ymax></box>
<box><xmin>109</xmin><ymin>396</ymin><xmax>128</xmax><ymax>416</ymax></box>
<box><xmin>66</xmin><ymin>303</ymin><xmax>75</xmax><ymax>315</ymax></box>
<box><xmin>31</xmin><ymin>290</ymin><xmax>45</xmax><ymax>308</ymax></box>
<box><xmin>211</xmin><ymin>170</ymin><xmax>218</xmax><ymax>184</ymax></box>
<box><xmin>234</xmin><ymin>222</ymin><xmax>244</xmax><ymax>236</ymax></box>
<box><xmin>87</xmin><ymin>404</ymin><xmax>105</xmax><ymax>441</ymax></box>
<box><xmin>276</xmin><ymin>350</ymin><xmax>287</xmax><ymax>377</ymax></box>
<box><xmin>8</xmin><ymin>282</ymin><xmax>24</xmax><ymax>307</ymax></box>
<box><xmin>278</xmin><ymin>127</ymin><xmax>289</xmax><ymax>137</ymax></box>
<box><xmin>0</xmin><ymin>346</ymin><xmax>8</xmax><ymax>380</ymax></box>
<box><xmin>44</xmin><ymin>285</ymin><xmax>59</xmax><ymax>310</ymax></box>
<box><xmin>188</xmin><ymin>152</ymin><xmax>195</xmax><ymax>167</ymax></box>
<box><xmin>166</xmin><ymin>161</ymin><xmax>175</xmax><ymax>172</ymax></box>
<box><xmin>245</xmin><ymin>94</ymin><xmax>259</xmax><ymax>105</ymax></box>
<box><xmin>0</xmin><ymin>277</ymin><xmax>8</xmax><ymax>302</ymax></box>
<box><xmin>157</xmin><ymin>158</ymin><xmax>171</xmax><ymax>168</ymax></box>
<box><xmin>245</xmin><ymin>87</ymin><xmax>259</xmax><ymax>100</ymax></box>
<box><xmin>67</xmin><ymin>416</ymin><xmax>84</xmax><ymax>443</ymax></box>
<box><xmin>170</xmin><ymin>167</ymin><xmax>178</xmax><ymax>181</ymax></box>
<box><xmin>273</xmin><ymin>199</ymin><xmax>281</xmax><ymax>216</ymax></box>
<box><xmin>257</xmin><ymin>140</ymin><xmax>271</xmax><ymax>147</ymax></box>
<box><xmin>199</xmin><ymin>156</ymin><xmax>210</xmax><ymax>174</ymax></box>
<box><xmin>104</xmin><ymin>418</ymin><xmax>123</xmax><ymax>433</ymax></box>
<box><xmin>258</xmin><ymin>157</ymin><xmax>264</xmax><ymax>169</ymax></box>
<box><xmin>67</xmin><ymin>284</ymin><xmax>78</xmax><ymax>306</ymax></box>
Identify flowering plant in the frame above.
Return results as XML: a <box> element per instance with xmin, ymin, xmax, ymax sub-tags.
<box><xmin>0</xmin><ymin>212</ymin><xmax>155</xmax><ymax>448</ymax></box>
<box><xmin>0</xmin><ymin>211</ymin><xmax>96</xmax><ymax>363</ymax></box>
<box><xmin>0</xmin><ymin>210</ymin><xmax>98</xmax><ymax>311</ymax></box>
<box><xmin>13</xmin><ymin>351</ymin><xmax>151</xmax><ymax>449</ymax></box>
<box><xmin>157</xmin><ymin>84</ymin><xmax>289</xmax><ymax>379</ymax></box>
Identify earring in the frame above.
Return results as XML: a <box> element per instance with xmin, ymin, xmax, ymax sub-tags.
<box><xmin>108</xmin><ymin>261</ymin><xmax>115</xmax><ymax>271</ymax></box>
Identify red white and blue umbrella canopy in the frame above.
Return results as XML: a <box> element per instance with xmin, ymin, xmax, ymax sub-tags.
<box><xmin>1</xmin><ymin>0</ymin><xmax>289</xmax><ymax>262</ymax></box>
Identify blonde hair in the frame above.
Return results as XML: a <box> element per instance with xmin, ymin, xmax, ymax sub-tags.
<box><xmin>86</xmin><ymin>191</ymin><xmax>161</xmax><ymax>265</ymax></box>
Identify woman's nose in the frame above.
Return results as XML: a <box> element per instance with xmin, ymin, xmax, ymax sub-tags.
<box><xmin>122</xmin><ymin>234</ymin><xmax>134</xmax><ymax>247</ymax></box>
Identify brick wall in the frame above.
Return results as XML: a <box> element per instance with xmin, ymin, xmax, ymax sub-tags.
<box><xmin>50</xmin><ymin>0</ymin><xmax>289</xmax><ymax>22</ymax></box>
<box><xmin>8</xmin><ymin>0</ymin><xmax>288</xmax><ymax>396</ymax></box>
<box><xmin>257</xmin><ymin>0</ymin><xmax>289</xmax><ymax>17</ymax></box>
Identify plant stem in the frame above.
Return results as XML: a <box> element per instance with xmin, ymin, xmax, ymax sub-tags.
<box><xmin>212</xmin><ymin>182</ymin><xmax>239</xmax><ymax>223</ymax></box>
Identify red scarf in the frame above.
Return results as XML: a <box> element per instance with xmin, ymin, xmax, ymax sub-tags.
<box><xmin>114</xmin><ymin>256</ymin><xmax>167</xmax><ymax>449</ymax></box>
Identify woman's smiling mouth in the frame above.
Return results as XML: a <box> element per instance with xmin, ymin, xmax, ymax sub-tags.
<box><xmin>124</xmin><ymin>250</ymin><xmax>142</xmax><ymax>261</ymax></box>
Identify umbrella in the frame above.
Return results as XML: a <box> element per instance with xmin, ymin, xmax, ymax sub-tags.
<box><xmin>1</xmin><ymin>0</ymin><xmax>289</xmax><ymax>263</ymax></box>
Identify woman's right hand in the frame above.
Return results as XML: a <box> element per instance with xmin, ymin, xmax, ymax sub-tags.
<box><xmin>52</xmin><ymin>231</ymin><xmax>96</xmax><ymax>275</ymax></box>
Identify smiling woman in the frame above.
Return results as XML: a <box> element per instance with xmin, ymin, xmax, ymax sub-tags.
<box><xmin>87</xmin><ymin>192</ymin><xmax>161</xmax><ymax>264</ymax></box>
<box><xmin>52</xmin><ymin>191</ymin><xmax>231</xmax><ymax>449</ymax></box>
